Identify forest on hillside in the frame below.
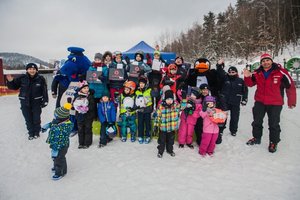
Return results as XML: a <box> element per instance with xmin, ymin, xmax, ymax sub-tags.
<box><xmin>157</xmin><ymin>0</ymin><xmax>300</xmax><ymax>62</ymax></box>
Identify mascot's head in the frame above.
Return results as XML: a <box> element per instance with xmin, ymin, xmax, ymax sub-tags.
<box><xmin>194</xmin><ymin>58</ymin><xmax>211</xmax><ymax>73</ymax></box>
<box><xmin>60</xmin><ymin>47</ymin><xmax>91</xmax><ymax>81</ymax></box>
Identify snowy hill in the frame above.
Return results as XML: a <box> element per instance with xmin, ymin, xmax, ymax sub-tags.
<box><xmin>0</xmin><ymin>52</ymin><xmax>50</xmax><ymax>68</ymax></box>
<box><xmin>0</xmin><ymin>87</ymin><xmax>300</xmax><ymax>200</ymax></box>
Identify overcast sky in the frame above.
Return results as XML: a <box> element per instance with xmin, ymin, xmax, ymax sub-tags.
<box><xmin>0</xmin><ymin>0</ymin><xmax>236</xmax><ymax>62</ymax></box>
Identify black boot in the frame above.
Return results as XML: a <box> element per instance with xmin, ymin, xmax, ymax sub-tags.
<box><xmin>216</xmin><ymin>133</ymin><xmax>223</xmax><ymax>144</ymax></box>
<box><xmin>186</xmin><ymin>144</ymin><xmax>194</xmax><ymax>149</ymax></box>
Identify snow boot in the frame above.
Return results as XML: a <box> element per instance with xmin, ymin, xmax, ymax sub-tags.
<box><xmin>268</xmin><ymin>142</ymin><xmax>277</xmax><ymax>153</ymax></box>
<box><xmin>216</xmin><ymin>133</ymin><xmax>223</xmax><ymax>144</ymax></box>
<box><xmin>98</xmin><ymin>144</ymin><xmax>106</xmax><ymax>148</ymax></box>
<box><xmin>138</xmin><ymin>137</ymin><xmax>144</xmax><ymax>144</ymax></box>
<box><xmin>121</xmin><ymin>137</ymin><xmax>127</xmax><ymax>142</ymax></box>
<box><xmin>167</xmin><ymin>151</ymin><xmax>175</xmax><ymax>157</ymax></box>
<box><xmin>144</xmin><ymin>137</ymin><xmax>151</xmax><ymax>144</ymax></box>
<box><xmin>186</xmin><ymin>144</ymin><xmax>194</xmax><ymax>149</ymax></box>
<box><xmin>157</xmin><ymin>152</ymin><xmax>163</xmax><ymax>158</ymax></box>
<box><xmin>231</xmin><ymin>132</ymin><xmax>237</xmax><ymax>136</ymax></box>
<box><xmin>52</xmin><ymin>174</ymin><xmax>63</xmax><ymax>181</ymax></box>
<box><xmin>246</xmin><ymin>137</ymin><xmax>261</xmax><ymax>145</ymax></box>
<box><xmin>179</xmin><ymin>144</ymin><xmax>184</xmax><ymax>148</ymax></box>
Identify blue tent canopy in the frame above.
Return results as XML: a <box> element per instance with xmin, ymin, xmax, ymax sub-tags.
<box><xmin>122</xmin><ymin>41</ymin><xmax>176</xmax><ymax>63</ymax></box>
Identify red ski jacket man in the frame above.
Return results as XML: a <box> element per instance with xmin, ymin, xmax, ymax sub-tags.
<box><xmin>243</xmin><ymin>53</ymin><xmax>296</xmax><ymax>153</ymax></box>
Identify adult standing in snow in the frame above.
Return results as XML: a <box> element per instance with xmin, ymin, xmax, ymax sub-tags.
<box><xmin>220</xmin><ymin>66</ymin><xmax>248</xmax><ymax>136</ymax></box>
<box><xmin>243</xmin><ymin>53</ymin><xmax>297</xmax><ymax>153</ymax></box>
<box><xmin>6</xmin><ymin>63</ymin><xmax>49</xmax><ymax>140</ymax></box>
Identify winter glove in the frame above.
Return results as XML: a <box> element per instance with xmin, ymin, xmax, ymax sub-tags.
<box><xmin>164</xmin><ymin>78</ymin><xmax>174</xmax><ymax>86</ymax></box>
<box><xmin>41</xmin><ymin>101</ymin><xmax>48</xmax><ymax>108</ymax></box>
<box><xmin>186</xmin><ymin>103</ymin><xmax>192</xmax><ymax>108</ymax></box>
<box><xmin>41</xmin><ymin>123</ymin><xmax>51</xmax><ymax>133</ymax></box>
<box><xmin>241</xmin><ymin>100</ymin><xmax>247</xmax><ymax>106</ymax></box>
<box><xmin>52</xmin><ymin>93</ymin><xmax>57</xmax><ymax>99</ymax></box>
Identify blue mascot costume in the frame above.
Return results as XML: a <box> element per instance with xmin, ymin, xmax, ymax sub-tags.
<box><xmin>51</xmin><ymin>47</ymin><xmax>91</xmax><ymax>136</ymax></box>
<box><xmin>51</xmin><ymin>47</ymin><xmax>91</xmax><ymax>108</ymax></box>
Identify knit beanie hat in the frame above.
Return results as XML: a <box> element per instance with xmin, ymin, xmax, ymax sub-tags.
<box><xmin>260</xmin><ymin>53</ymin><xmax>273</xmax><ymax>62</ymax></box>
<box><xmin>54</xmin><ymin>102</ymin><xmax>72</xmax><ymax>119</ymax></box>
<box><xmin>191</xmin><ymin>88</ymin><xmax>201</xmax><ymax>99</ymax></box>
<box><xmin>26</xmin><ymin>63</ymin><xmax>38</xmax><ymax>71</ymax></box>
<box><xmin>204</xmin><ymin>95</ymin><xmax>216</xmax><ymax>104</ymax></box>
<box><xmin>94</xmin><ymin>53</ymin><xmax>103</xmax><ymax>60</ymax></box>
<box><xmin>200</xmin><ymin>83</ymin><xmax>210</xmax><ymax>90</ymax></box>
<box><xmin>102</xmin><ymin>90</ymin><xmax>110</xmax><ymax>98</ymax></box>
<box><xmin>228</xmin><ymin>66</ymin><xmax>238</xmax><ymax>73</ymax></box>
<box><xmin>164</xmin><ymin>90</ymin><xmax>174</xmax><ymax>100</ymax></box>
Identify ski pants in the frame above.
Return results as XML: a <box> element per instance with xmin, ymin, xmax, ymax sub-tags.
<box><xmin>157</xmin><ymin>131</ymin><xmax>175</xmax><ymax>154</ymax></box>
<box><xmin>199</xmin><ymin>132</ymin><xmax>218</xmax><ymax>155</ymax></box>
<box><xmin>194</xmin><ymin>117</ymin><xmax>203</xmax><ymax>145</ymax></box>
<box><xmin>227</xmin><ymin>104</ymin><xmax>241</xmax><ymax>134</ymax></box>
<box><xmin>252</xmin><ymin>101</ymin><xmax>282</xmax><ymax>144</ymax></box>
<box><xmin>77</xmin><ymin>118</ymin><xmax>93</xmax><ymax>146</ymax></box>
<box><xmin>119</xmin><ymin>114</ymin><xmax>137</xmax><ymax>139</ymax></box>
<box><xmin>53</xmin><ymin>146</ymin><xmax>68</xmax><ymax>176</ymax></box>
<box><xmin>137</xmin><ymin>112</ymin><xmax>151</xmax><ymax>138</ymax></box>
<box><xmin>178</xmin><ymin>120</ymin><xmax>195</xmax><ymax>145</ymax></box>
<box><xmin>20</xmin><ymin>103</ymin><xmax>42</xmax><ymax>137</ymax></box>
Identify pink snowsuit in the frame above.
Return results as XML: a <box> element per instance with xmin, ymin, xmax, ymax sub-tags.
<box><xmin>178</xmin><ymin>99</ymin><xmax>202</xmax><ymax>145</ymax></box>
<box><xmin>199</xmin><ymin>110</ymin><xmax>219</xmax><ymax>155</ymax></box>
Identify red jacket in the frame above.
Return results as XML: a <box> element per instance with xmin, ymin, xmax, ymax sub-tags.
<box><xmin>244</xmin><ymin>63</ymin><xmax>296</xmax><ymax>107</ymax></box>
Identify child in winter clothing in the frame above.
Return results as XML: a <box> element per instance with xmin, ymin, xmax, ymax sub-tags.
<box><xmin>128</xmin><ymin>50</ymin><xmax>152</xmax><ymax>84</ymax></box>
<box><xmin>194</xmin><ymin>83</ymin><xmax>210</xmax><ymax>145</ymax></box>
<box><xmin>98</xmin><ymin>91</ymin><xmax>116</xmax><ymax>147</ymax></box>
<box><xmin>154</xmin><ymin>90</ymin><xmax>180</xmax><ymax>158</ymax></box>
<box><xmin>118</xmin><ymin>81</ymin><xmax>137</xmax><ymax>142</ymax></box>
<box><xmin>135</xmin><ymin>76</ymin><xmax>153</xmax><ymax>144</ymax></box>
<box><xmin>88</xmin><ymin>53</ymin><xmax>109</xmax><ymax>116</ymax></box>
<box><xmin>148</xmin><ymin>50</ymin><xmax>165</xmax><ymax>107</ymax></box>
<box><xmin>73</xmin><ymin>80</ymin><xmax>95</xmax><ymax>148</ymax></box>
<box><xmin>199</xmin><ymin>96</ymin><xmax>221</xmax><ymax>156</ymax></box>
<box><xmin>160</xmin><ymin>64</ymin><xmax>182</xmax><ymax>94</ymax></box>
<box><xmin>108</xmin><ymin>51</ymin><xmax>128</xmax><ymax>106</ymax></box>
<box><xmin>178</xmin><ymin>88</ymin><xmax>202</xmax><ymax>149</ymax></box>
<box><xmin>41</xmin><ymin>102</ymin><xmax>73</xmax><ymax>180</ymax></box>
<box><xmin>220</xmin><ymin>66</ymin><xmax>248</xmax><ymax>136</ymax></box>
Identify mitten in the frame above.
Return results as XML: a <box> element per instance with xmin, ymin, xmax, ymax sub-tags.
<box><xmin>241</xmin><ymin>100</ymin><xmax>247</xmax><ymax>106</ymax></box>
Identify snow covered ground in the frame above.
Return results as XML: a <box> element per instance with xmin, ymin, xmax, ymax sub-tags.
<box><xmin>0</xmin><ymin>86</ymin><xmax>300</xmax><ymax>200</ymax></box>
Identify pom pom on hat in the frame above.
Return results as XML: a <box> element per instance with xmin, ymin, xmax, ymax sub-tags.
<box><xmin>260</xmin><ymin>53</ymin><xmax>273</xmax><ymax>62</ymax></box>
<box><xmin>54</xmin><ymin>103</ymin><xmax>71</xmax><ymax>119</ymax></box>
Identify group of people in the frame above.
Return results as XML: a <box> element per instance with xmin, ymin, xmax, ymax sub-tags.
<box><xmin>6</xmin><ymin>51</ymin><xmax>297</xmax><ymax>180</ymax></box>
